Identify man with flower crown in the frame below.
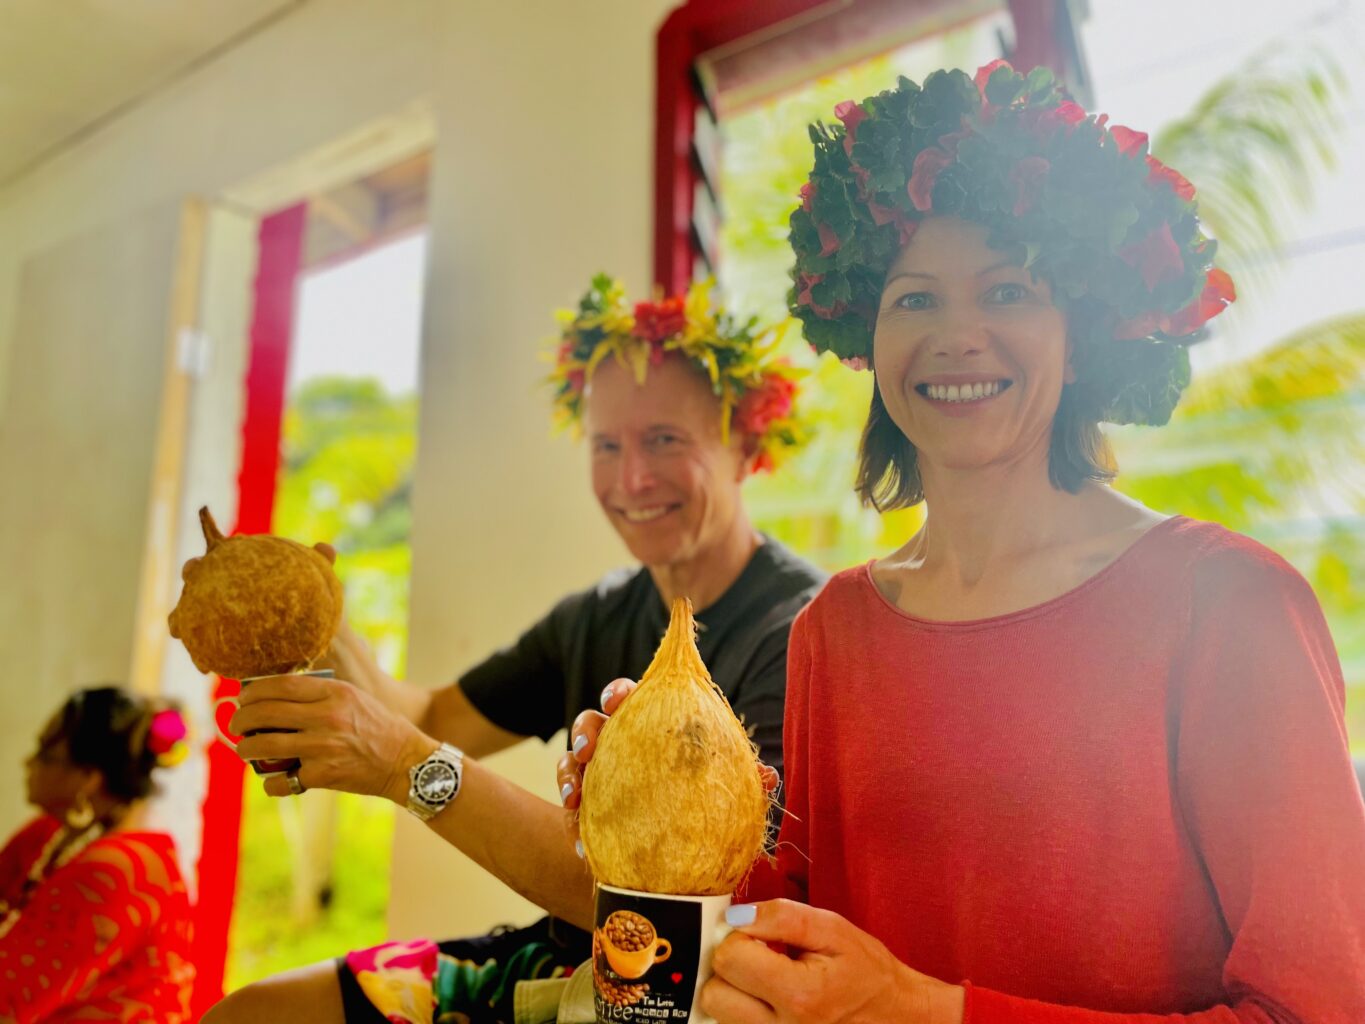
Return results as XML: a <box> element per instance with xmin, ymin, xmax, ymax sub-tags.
<box><xmin>204</xmin><ymin>276</ymin><xmax>826</xmax><ymax>1024</ymax></box>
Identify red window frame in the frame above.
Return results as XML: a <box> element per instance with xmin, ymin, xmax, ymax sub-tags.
<box><xmin>652</xmin><ymin>0</ymin><xmax>1083</xmax><ymax>293</ymax></box>
<box><xmin>191</xmin><ymin>201</ymin><xmax>306</xmax><ymax>1016</ymax></box>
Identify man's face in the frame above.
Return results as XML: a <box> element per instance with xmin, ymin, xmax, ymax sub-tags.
<box><xmin>584</xmin><ymin>355</ymin><xmax>749</xmax><ymax>570</ymax></box>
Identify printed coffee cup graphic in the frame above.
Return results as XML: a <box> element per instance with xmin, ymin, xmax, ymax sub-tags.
<box><xmin>600</xmin><ymin>910</ymin><xmax>671</xmax><ymax>980</ymax></box>
<box><xmin>592</xmin><ymin>884</ymin><xmax>730</xmax><ymax>1023</ymax></box>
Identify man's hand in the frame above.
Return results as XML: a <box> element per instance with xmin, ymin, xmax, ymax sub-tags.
<box><xmin>231</xmin><ymin>672</ymin><xmax>436</xmax><ymax>802</ymax></box>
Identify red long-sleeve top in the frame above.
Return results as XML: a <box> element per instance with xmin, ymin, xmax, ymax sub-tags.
<box><xmin>0</xmin><ymin>817</ymin><xmax>194</xmax><ymax>1023</ymax></box>
<box><xmin>771</xmin><ymin>516</ymin><xmax>1365</xmax><ymax>1022</ymax></box>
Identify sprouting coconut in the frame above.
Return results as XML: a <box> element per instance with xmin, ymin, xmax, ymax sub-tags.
<box><xmin>168</xmin><ymin>507</ymin><xmax>343</xmax><ymax>679</ymax></box>
<box><xmin>580</xmin><ymin>598</ymin><xmax>769</xmax><ymax>895</ymax></box>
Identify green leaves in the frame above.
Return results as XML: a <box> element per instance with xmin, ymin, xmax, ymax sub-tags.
<box><xmin>1151</xmin><ymin>43</ymin><xmax>1346</xmax><ymax>308</ymax></box>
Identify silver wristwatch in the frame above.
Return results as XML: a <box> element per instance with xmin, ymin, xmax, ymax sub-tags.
<box><xmin>405</xmin><ymin>743</ymin><xmax>464</xmax><ymax>821</ymax></box>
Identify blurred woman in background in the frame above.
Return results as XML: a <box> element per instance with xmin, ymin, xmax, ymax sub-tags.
<box><xmin>0</xmin><ymin>686</ymin><xmax>194</xmax><ymax>1023</ymax></box>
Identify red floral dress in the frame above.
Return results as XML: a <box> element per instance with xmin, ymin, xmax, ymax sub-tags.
<box><xmin>0</xmin><ymin>817</ymin><xmax>194</xmax><ymax>1023</ymax></box>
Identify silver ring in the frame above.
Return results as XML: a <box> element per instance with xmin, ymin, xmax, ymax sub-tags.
<box><xmin>286</xmin><ymin>769</ymin><xmax>306</xmax><ymax>796</ymax></box>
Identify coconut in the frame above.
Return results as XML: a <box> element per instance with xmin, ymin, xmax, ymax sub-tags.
<box><xmin>580</xmin><ymin>598</ymin><xmax>768</xmax><ymax>895</ymax></box>
<box><xmin>168</xmin><ymin>507</ymin><xmax>343</xmax><ymax>679</ymax></box>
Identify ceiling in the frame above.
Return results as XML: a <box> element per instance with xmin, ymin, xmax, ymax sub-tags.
<box><xmin>0</xmin><ymin>0</ymin><xmax>303</xmax><ymax>187</ymax></box>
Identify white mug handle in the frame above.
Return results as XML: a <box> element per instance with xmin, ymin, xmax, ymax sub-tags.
<box><xmin>212</xmin><ymin>696</ymin><xmax>242</xmax><ymax>748</ymax></box>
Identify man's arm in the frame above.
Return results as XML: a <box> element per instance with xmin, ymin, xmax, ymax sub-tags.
<box><xmin>230</xmin><ymin>674</ymin><xmax>595</xmax><ymax>928</ymax></box>
<box><xmin>322</xmin><ymin>620</ymin><xmax>525</xmax><ymax>759</ymax></box>
<box><xmin>385</xmin><ymin>739</ymin><xmax>596</xmax><ymax>929</ymax></box>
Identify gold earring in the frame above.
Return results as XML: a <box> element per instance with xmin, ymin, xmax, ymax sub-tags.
<box><xmin>65</xmin><ymin>795</ymin><xmax>94</xmax><ymax>830</ymax></box>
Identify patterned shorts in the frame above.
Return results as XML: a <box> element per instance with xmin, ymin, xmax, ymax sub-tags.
<box><xmin>338</xmin><ymin>917</ymin><xmax>592</xmax><ymax>1024</ymax></box>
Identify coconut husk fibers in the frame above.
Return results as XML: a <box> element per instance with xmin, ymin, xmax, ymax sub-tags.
<box><xmin>168</xmin><ymin>507</ymin><xmax>343</xmax><ymax>679</ymax></box>
<box><xmin>579</xmin><ymin>598</ymin><xmax>768</xmax><ymax>895</ymax></box>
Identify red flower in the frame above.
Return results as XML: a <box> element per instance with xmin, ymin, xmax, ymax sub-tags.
<box><xmin>835</xmin><ymin>100</ymin><xmax>868</xmax><ymax>158</ymax></box>
<box><xmin>1110</xmin><ymin>125</ymin><xmax>1148</xmax><ymax>158</ymax></box>
<box><xmin>907</xmin><ymin>147</ymin><xmax>954</xmax><ymax>212</ymax></box>
<box><xmin>733</xmin><ymin>373</ymin><xmax>797</xmax><ymax>438</ymax></box>
<box><xmin>866</xmin><ymin>198</ymin><xmax>899</xmax><ymax>226</ymax></box>
<box><xmin>1118</xmin><ymin>223</ymin><xmax>1184</xmax><ymax>291</ymax></box>
<box><xmin>1008</xmin><ymin>156</ymin><xmax>1050</xmax><ymax>216</ymax></box>
<box><xmin>1114</xmin><ymin>267</ymin><xmax>1236</xmax><ymax>339</ymax></box>
<box><xmin>851</xmin><ymin>163</ymin><xmax>872</xmax><ymax>199</ymax></box>
<box><xmin>1167</xmin><ymin>267</ymin><xmax>1237</xmax><ymax>335</ymax></box>
<box><xmin>632</xmin><ymin>297</ymin><xmax>687</xmax><ymax>342</ymax></box>
<box><xmin>751</xmin><ymin>449</ymin><xmax>776</xmax><ymax>474</ymax></box>
<box><xmin>818</xmin><ymin>222</ymin><xmax>841</xmax><ymax>257</ymax></box>
<box><xmin>797</xmin><ymin>272</ymin><xmax>845</xmax><ymax>319</ymax></box>
<box><xmin>567</xmin><ymin>368</ymin><xmax>587</xmax><ymax>391</ymax></box>
<box><xmin>1055</xmin><ymin>101</ymin><xmax>1086</xmax><ymax>126</ymax></box>
<box><xmin>974</xmin><ymin>59</ymin><xmax>1012</xmax><ymax>98</ymax></box>
<box><xmin>1112</xmin><ymin>311</ymin><xmax>1163</xmax><ymax>341</ymax></box>
<box><xmin>1025</xmin><ymin>100</ymin><xmax>1087</xmax><ymax>141</ymax></box>
<box><xmin>1145</xmin><ymin>156</ymin><xmax>1196</xmax><ymax>202</ymax></box>
<box><xmin>799</xmin><ymin>182</ymin><xmax>815</xmax><ymax>213</ymax></box>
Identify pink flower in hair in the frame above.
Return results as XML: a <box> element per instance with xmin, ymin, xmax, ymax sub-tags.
<box><xmin>147</xmin><ymin>709</ymin><xmax>188</xmax><ymax>755</ymax></box>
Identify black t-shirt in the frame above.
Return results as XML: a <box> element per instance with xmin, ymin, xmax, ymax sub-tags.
<box><xmin>458</xmin><ymin>537</ymin><xmax>826</xmax><ymax>776</ymax></box>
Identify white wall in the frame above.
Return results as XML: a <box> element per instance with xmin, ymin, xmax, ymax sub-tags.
<box><xmin>0</xmin><ymin>0</ymin><xmax>438</xmax><ymax>824</ymax></box>
<box><xmin>0</xmin><ymin>0</ymin><xmax>675</xmax><ymax>951</ymax></box>
<box><xmin>0</xmin><ymin>0</ymin><xmax>440</xmax><ymax>418</ymax></box>
<box><xmin>0</xmin><ymin>203</ymin><xmax>181</xmax><ymax>830</ymax></box>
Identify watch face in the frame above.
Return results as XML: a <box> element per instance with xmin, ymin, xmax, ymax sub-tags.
<box><xmin>415</xmin><ymin>760</ymin><xmax>457</xmax><ymax>804</ymax></box>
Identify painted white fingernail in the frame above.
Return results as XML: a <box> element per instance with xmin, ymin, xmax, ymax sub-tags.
<box><xmin>560</xmin><ymin>782</ymin><xmax>574</xmax><ymax>804</ymax></box>
<box><xmin>575</xmin><ymin>839</ymin><xmax>585</xmax><ymax>859</ymax></box>
<box><xmin>572</xmin><ymin>733</ymin><xmax>588</xmax><ymax>755</ymax></box>
<box><xmin>600</xmin><ymin>684</ymin><xmax>614</xmax><ymax>709</ymax></box>
<box><xmin>725</xmin><ymin>904</ymin><xmax>756</xmax><ymax>927</ymax></box>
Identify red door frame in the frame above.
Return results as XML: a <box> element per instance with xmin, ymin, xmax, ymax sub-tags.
<box><xmin>652</xmin><ymin>0</ymin><xmax>1073</xmax><ymax>293</ymax></box>
<box><xmin>191</xmin><ymin>202</ymin><xmax>307</xmax><ymax>1015</ymax></box>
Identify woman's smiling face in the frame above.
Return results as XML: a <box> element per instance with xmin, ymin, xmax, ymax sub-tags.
<box><xmin>873</xmin><ymin>216</ymin><xmax>1071</xmax><ymax>481</ymax></box>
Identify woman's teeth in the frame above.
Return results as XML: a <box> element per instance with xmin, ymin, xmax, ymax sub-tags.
<box><xmin>923</xmin><ymin>381</ymin><xmax>1006</xmax><ymax>403</ymax></box>
<box><xmin>622</xmin><ymin>506</ymin><xmax>670</xmax><ymax>523</ymax></box>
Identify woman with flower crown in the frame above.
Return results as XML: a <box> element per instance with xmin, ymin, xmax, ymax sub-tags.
<box><xmin>0</xmin><ymin>686</ymin><xmax>194</xmax><ymax>1022</ymax></box>
<box><xmin>568</xmin><ymin>61</ymin><xmax>1365</xmax><ymax>1023</ymax></box>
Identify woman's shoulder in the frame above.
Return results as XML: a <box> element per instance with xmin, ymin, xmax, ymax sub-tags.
<box><xmin>1151</xmin><ymin>516</ymin><xmax>1311</xmax><ymax>587</ymax></box>
<box><xmin>794</xmin><ymin>563</ymin><xmax>876</xmax><ymax>626</ymax></box>
<box><xmin>1135</xmin><ymin>516</ymin><xmax>1321</xmax><ymax>625</ymax></box>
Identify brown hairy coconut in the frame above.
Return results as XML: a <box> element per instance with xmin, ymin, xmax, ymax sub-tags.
<box><xmin>580</xmin><ymin>598</ymin><xmax>768</xmax><ymax>895</ymax></box>
<box><xmin>168</xmin><ymin>507</ymin><xmax>343</xmax><ymax>679</ymax></box>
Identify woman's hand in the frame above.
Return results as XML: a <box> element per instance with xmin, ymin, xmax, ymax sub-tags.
<box><xmin>231</xmin><ymin>673</ymin><xmax>435</xmax><ymax>802</ymax></box>
<box><xmin>702</xmin><ymin>900</ymin><xmax>964</xmax><ymax>1024</ymax></box>
<box><xmin>555</xmin><ymin>679</ymin><xmax>780</xmax><ymax>853</ymax></box>
<box><xmin>555</xmin><ymin>678</ymin><xmax>638</xmax><ymax>816</ymax></box>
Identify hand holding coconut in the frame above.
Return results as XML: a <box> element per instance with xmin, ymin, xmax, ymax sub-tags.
<box><xmin>558</xmin><ymin>681</ymin><xmax>779</xmax><ymax>817</ymax></box>
<box><xmin>565</xmin><ymin>599</ymin><xmax>789</xmax><ymax>1023</ymax></box>
<box><xmin>573</xmin><ymin>598</ymin><xmax>772</xmax><ymax>893</ymax></box>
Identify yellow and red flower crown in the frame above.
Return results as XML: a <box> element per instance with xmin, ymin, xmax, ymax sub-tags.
<box><xmin>549</xmin><ymin>275</ymin><xmax>806</xmax><ymax>473</ymax></box>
